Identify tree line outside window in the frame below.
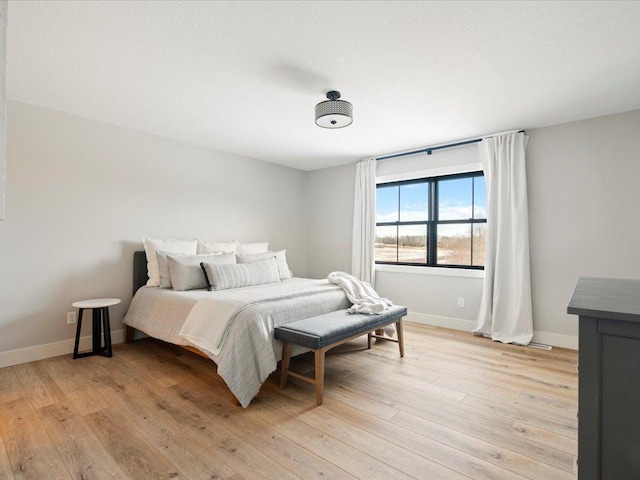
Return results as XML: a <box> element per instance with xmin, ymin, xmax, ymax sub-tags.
<box><xmin>375</xmin><ymin>171</ymin><xmax>487</xmax><ymax>269</ymax></box>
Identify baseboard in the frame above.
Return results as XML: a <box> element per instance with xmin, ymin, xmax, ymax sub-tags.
<box><xmin>405</xmin><ymin>312</ymin><xmax>476</xmax><ymax>331</ymax></box>
<box><xmin>405</xmin><ymin>312</ymin><xmax>578</xmax><ymax>350</ymax></box>
<box><xmin>0</xmin><ymin>330</ymin><xmax>124</xmax><ymax>368</ymax></box>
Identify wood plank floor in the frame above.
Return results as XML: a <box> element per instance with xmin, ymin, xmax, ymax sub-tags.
<box><xmin>0</xmin><ymin>323</ymin><xmax>578</xmax><ymax>480</ymax></box>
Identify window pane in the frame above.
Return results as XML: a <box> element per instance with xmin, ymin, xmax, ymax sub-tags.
<box><xmin>438</xmin><ymin>177</ymin><xmax>472</xmax><ymax>220</ymax></box>
<box><xmin>398</xmin><ymin>225</ymin><xmax>427</xmax><ymax>263</ymax></box>
<box><xmin>473</xmin><ymin>176</ymin><xmax>487</xmax><ymax>219</ymax></box>
<box><xmin>376</xmin><ymin>185</ymin><xmax>398</xmax><ymax>223</ymax></box>
<box><xmin>437</xmin><ymin>224</ymin><xmax>471</xmax><ymax>265</ymax></box>
<box><xmin>472</xmin><ymin>223</ymin><xmax>487</xmax><ymax>266</ymax></box>
<box><xmin>400</xmin><ymin>183</ymin><xmax>428</xmax><ymax>222</ymax></box>
<box><xmin>375</xmin><ymin>226</ymin><xmax>397</xmax><ymax>262</ymax></box>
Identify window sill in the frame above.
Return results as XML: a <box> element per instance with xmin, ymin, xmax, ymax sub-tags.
<box><xmin>375</xmin><ymin>264</ymin><xmax>485</xmax><ymax>279</ymax></box>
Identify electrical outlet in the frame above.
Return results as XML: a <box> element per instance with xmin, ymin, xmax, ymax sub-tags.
<box><xmin>457</xmin><ymin>297</ymin><xmax>465</xmax><ymax>308</ymax></box>
<box><xmin>67</xmin><ymin>311</ymin><xmax>77</xmax><ymax>325</ymax></box>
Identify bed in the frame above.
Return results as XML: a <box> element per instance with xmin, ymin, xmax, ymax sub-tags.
<box><xmin>123</xmin><ymin>251</ymin><xmax>349</xmax><ymax>407</ymax></box>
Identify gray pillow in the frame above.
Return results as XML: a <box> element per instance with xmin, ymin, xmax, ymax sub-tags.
<box><xmin>167</xmin><ymin>252</ymin><xmax>236</xmax><ymax>291</ymax></box>
<box><xmin>156</xmin><ymin>250</ymin><xmax>174</xmax><ymax>288</ymax></box>
<box><xmin>157</xmin><ymin>250</ymin><xmax>196</xmax><ymax>288</ymax></box>
<box><xmin>202</xmin><ymin>257</ymin><xmax>280</xmax><ymax>291</ymax></box>
<box><xmin>236</xmin><ymin>250</ymin><xmax>292</xmax><ymax>280</ymax></box>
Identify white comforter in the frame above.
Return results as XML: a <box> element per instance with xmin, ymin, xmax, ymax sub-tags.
<box><xmin>123</xmin><ymin>278</ymin><xmax>349</xmax><ymax>407</ymax></box>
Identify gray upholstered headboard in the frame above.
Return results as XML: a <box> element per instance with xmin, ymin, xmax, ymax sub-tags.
<box><xmin>133</xmin><ymin>251</ymin><xmax>148</xmax><ymax>294</ymax></box>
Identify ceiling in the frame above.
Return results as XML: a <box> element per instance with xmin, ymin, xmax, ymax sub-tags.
<box><xmin>7</xmin><ymin>1</ymin><xmax>640</xmax><ymax>171</ymax></box>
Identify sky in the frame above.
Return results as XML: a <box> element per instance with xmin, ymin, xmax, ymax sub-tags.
<box><xmin>376</xmin><ymin>176</ymin><xmax>486</xmax><ymax>237</ymax></box>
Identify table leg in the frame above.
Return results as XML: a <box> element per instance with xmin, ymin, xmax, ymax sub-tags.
<box><xmin>73</xmin><ymin>308</ymin><xmax>84</xmax><ymax>359</ymax></box>
<box><xmin>92</xmin><ymin>308</ymin><xmax>101</xmax><ymax>355</ymax></box>
<box><xmin>102</xmin><ymin>307</ymin><xmax>112</xmax><ymax>357</ymax></box>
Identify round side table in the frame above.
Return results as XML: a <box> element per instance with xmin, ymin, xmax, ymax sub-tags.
<box><xmin>72</xmin><ymin>298</ymin><xmax>121</xmax><ymax>359</ymax></box>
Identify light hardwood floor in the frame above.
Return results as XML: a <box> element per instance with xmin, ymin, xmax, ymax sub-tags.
<box><xmin>0</xmin><ymin>322</ymin><xmax>578</xmax><ymax>480</ymax></box>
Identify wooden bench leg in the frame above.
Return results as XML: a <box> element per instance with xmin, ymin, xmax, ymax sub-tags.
<box><xmin>274</xmin><ymin>309</ymin><xmax>407</xmax><ymax>406</ymax></box>
<box><xmin>397</xmin><ymin>319</ymin><xmax>405</xmax><ymax>357</ymax></box>
<box><xmin>315</xmin><ymin>349</ymin><xmax>325</xmax><ymax>406</ymax></box>
<box><xmin>280</xmin><ymin>342</ymin><xmax>292</xmax><ymax>389</ymax></box>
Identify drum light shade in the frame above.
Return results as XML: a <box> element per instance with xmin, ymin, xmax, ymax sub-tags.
<box><xmin>315</xmin><ymin>91</ymin><xmax>353</xmax><ymax>128</ymax></box>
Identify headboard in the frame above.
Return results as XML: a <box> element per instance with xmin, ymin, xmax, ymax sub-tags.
<box><xmin>133</xmin><ymin>251</ymin><xmax>148</xmax><ymax>294</ymax></box>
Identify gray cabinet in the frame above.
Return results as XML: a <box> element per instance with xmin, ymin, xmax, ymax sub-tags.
<box><xmin>568</xmin><ymin>277</ymin><xmax>640</xmax><ymax>480</ymax></box>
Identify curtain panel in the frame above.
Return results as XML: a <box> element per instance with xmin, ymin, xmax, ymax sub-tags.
<box><xmin>474</xmin><ymin>132</ymin><xmax>533</xmax><ymax>345</ymax></box>
<box><xmin>351</xmin><ymin>158</ymin><xmax>376</xmax><ymax>285</ymax></box>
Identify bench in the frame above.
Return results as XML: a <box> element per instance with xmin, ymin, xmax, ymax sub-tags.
<box><xmin>274</xmin><ymin>305</ymin><xmax>407</xmax><ymax>405</ymax></box>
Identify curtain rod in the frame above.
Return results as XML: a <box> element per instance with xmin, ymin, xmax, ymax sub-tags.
<box><xmin>376</xmin><ymin>130</ymin><xmax>525</xmax><ymax>161</ymax></box>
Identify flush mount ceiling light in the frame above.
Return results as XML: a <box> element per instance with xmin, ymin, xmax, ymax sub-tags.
<box><xmin>315</xmin><ymin>90</ymin><xmax>353</xmax><ymax>129</ymax></box>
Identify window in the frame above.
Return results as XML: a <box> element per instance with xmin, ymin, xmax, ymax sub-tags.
<box><xmin>375</xmin><ymin>171</ymin><xmax>486</xmax><ymax>269</ymax></box>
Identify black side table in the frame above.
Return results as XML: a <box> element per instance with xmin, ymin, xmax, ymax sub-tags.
<box><xmin>72</xmin><ymin>298</ymin><xmax>120</xmax><ymax>359</ymax></box>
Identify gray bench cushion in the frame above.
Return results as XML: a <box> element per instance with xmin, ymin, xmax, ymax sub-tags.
<box><xmin>274</xmin><ymin>305</ymin><xmax>407</xmax><ymax>350</ymax></box>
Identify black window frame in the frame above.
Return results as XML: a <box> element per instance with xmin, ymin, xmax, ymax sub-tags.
<box><xmin>375</xmin><ymin>170</ymin><xmax>487</xmax><ymax>270</ymax></box>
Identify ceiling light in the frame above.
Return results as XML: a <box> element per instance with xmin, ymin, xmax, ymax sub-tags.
<box><xmin>315</xmin><ymin>91</ymin><xmax>353</xmax><ymax>129</ymax></box>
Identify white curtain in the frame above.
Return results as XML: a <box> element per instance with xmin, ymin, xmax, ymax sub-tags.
<box><xmin>474</xmin><ymin>132</ymin><xmax>533</xmax><ymax>345</ymax></box>
<box><xmin>352</xmin><ymin>158</ymin><xmax>376</xmax><ymax>285</ymax></box>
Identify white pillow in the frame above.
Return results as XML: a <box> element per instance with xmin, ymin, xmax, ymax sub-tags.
<box><xmin>143</xmin><ymin>238</ymin><xmax>197</xmax><ymax>287</ymax></box>
<box><xmin>197</xmin><ymin>240</ymin><xmax>237</xmax><ymax>254</ymax></box>
<box><xmin>236</xmin><ymin>242</ymin><xmax>269</xmax><ymax>255</ymax></box>
<box><xmin>236</xmin><ymin>250</ymin><xmax>292</xmax><ymax>280</ymax></box>
<box><xmin>167</xmin><ymin>252</ymin><xmax>236</xmax><ymax>291</ymax></box>
<box><xmin>202</xmin><ymin>258</ymin><xmax>280</xmax><ymax>291</ymax></box>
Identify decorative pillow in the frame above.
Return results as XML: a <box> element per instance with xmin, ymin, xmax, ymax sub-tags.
<box><xmin>236</xmin><ymin>242</ymin><xmax>269</xmax><ymax>256</ymax></box>
<box><xmin>236</xmin><ymin>250</ymin><xmax>292</xmax><ymax>280</ymax></box>
<box><xmin>157</xmin><ymin>250</ymin><xmax>229</xmax><ymax>289</ymax></box>
<box><xmin>197</xmin><ymin>240</ymin><xmax>237</xmax><ymax>254</ymax></box>
<box><xmin>167</xmin><ymin>252</ymin><xmax>236</xmax><ymax>291</ymax></box>
<box><xmin>201</xmin><ymin>257</ymin><xmax>280</xmax><ymax>291</ymax></box>
<box><xmin>143</xmin><ymin>238</ymin><xmax>197</xmax><ymax>287</ymax></box>
<box><xmin>156</xmin><ymin>250</ymin><xmax>181</xmax><ymax>288</ymax></box>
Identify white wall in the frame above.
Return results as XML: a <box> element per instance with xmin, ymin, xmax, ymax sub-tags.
<box><xmin>0</xmin><ymin>1</ymin><xmax>6</xmax><ymax>220</ymax></box>
<box><xmin>306</xmin><ymin>162</ymin><xmax>355</xmax><ymax>277</ymax></box>
<box><xmin>375</xmin><ymin>269</ymin><xmax>483</xmax><ymax>331</ymax></box>
<box><xmin>527</xmin><ymin>108</ymin><xmax>640</xmax><ymax>343</ymax></box>
<box><xmin>306</xmin><ymin>109</ymin><xmax>640</xmax><ymax>349</ymax></box>
<box><xmin>0</xmin><ymin>101</ymin><xmax>308</xmax><ymax>360</ymax></box>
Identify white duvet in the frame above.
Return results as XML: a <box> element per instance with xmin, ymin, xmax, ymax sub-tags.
<box><xmin>123</xmin><ymin>278</ymin><xmax>349</xmax><ymax>407</ymax></box>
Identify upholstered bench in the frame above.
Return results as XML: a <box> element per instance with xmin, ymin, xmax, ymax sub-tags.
<box><xmin>274</xmin><ymin>305</ymin><xmax>407</xmax><ymax>405</ymax></box>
